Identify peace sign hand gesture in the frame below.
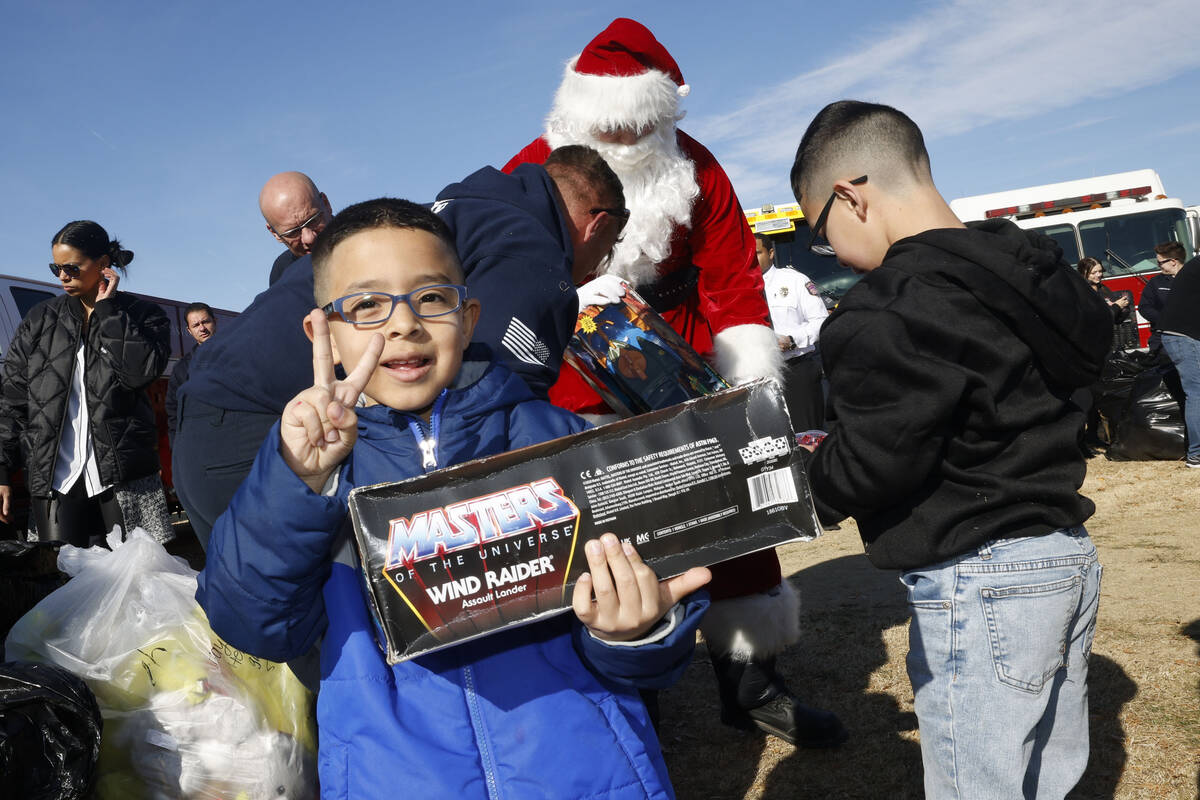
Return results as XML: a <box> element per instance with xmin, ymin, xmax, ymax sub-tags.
<box><xmin>280</xmin><ymin>309</ymin><xmax>383</xmax><ymax>493</ymax></box>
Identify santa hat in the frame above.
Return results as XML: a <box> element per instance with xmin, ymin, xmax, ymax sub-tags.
<box><xmin>549</xmin><ymin>18</ymin><xmax>691</xmax><ymax>135</ymax></box>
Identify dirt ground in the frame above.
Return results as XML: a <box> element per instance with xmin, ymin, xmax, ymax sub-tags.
<box><xmin>660</xmin><ymin>456</ymin><xmax>1200</xmax><ymax>800</ymax></box>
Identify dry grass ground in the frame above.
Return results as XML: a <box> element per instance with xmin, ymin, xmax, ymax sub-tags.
<box><xmin>660</xmin><ymin>457</ymin><xmax>1200</xmax><ymax>800</ymax></box>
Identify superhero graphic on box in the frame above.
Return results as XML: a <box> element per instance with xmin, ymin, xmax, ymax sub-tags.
<box><xmin>569</xmin><ymin>290</ymin><xmax>727</xmax><ymax>415</ymax></box>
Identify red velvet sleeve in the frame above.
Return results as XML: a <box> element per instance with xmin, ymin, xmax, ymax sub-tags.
<box><xmin>677</xmin><ymin>132</ymin><xmax>772</xmax><ymax>335</ymax></box>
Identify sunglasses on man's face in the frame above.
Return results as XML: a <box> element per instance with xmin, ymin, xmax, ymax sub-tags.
<box><xmin>807</xmin><ymin>175</ymin><xmax>868</xmax><ymax>257</ymax></box>
<box><xmin>49</xmin><ymin>263</ymin><xmax>83</xmax><ymax>278</ymax></box>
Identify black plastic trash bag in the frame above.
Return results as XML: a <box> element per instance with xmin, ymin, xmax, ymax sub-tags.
<box><xmin>0</xmin><ymin>541</ymin><xmax>67</xmax><ymax>643</ymax></box>
<box><xmin>1101</xmin><ymin>352</ymin><xmax>1186</xmax><ymax>461</ymax></box>
<box><xmin>0</xmin><ymin>660</ymin><xmax>102</xmax><ymax>800</ymax></box>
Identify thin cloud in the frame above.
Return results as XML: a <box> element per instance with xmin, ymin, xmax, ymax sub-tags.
<box><xmin>89</xmin><ymin>129</ymin><xmax>117</xmax><ymax>151</ymax></box>
<box><xmin>1155</xmin><ymin>119</ymin><xmax>1200</xmax><ymax>139</ymax></box>
<box><xmin>693</xmin><ymin>0</ymin><xmax>1200</xmax><ymax>200</ymax></box>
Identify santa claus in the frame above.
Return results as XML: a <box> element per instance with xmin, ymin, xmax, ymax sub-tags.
<box><xmin>503</xmin><ymin>18</ymin><xmax>846</xmax><ymax>748</ymax></box>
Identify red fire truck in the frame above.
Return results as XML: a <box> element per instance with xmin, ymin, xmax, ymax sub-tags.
<box><xmin>951</xmin><ymin>169</ymin><xmax>1199</xmax><ymax>346</ymax></box>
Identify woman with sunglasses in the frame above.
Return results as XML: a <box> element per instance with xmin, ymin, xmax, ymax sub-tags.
<box><xmin>0</xmin><ymin>220</ymin><xmax>173</xmax><ymax>546</ymax></box>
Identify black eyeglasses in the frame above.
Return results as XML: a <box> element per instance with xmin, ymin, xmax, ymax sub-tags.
<box><xmin>590</xmin><ymin>206</ymin><xmax>631</xmax><ymax>231</ymax></box>
<box><xmin>322</xmin><ymin>284</ymin><xmax>468</xmax><ymax>326</ymax></box>
<box><xmin>49</xmin><ymin>263</ymin><xmax>83</xmax><ymax>278</ymax></box>
<box><xmin>271</xmin><ymin>209</ymin><xmax>325</xmax><ymax>241</ymax></box>
<box><xmin>808</xmin><ymin>175</ymin><xmax>868</xmax><ymax>257</ymax></box>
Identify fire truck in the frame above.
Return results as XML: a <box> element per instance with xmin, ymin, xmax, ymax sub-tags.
<box><xmin>742</xmin><ymin>201</ymin><xmax>860</xmax><ymax>306</ymax></box>
<box><xmin>951</xmin><ymin>169</ymin><xmax>1199</xmax><ymax>346</ymax></box>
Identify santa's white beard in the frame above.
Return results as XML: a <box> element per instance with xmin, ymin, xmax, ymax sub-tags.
<box><xmin>547</xmin><ymin>122</ymin><xmax>700</xmax><ymax>288</ymax></box>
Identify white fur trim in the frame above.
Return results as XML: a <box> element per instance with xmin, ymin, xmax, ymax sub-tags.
<box><xmin>548</xmin><ymin>56</ymin><xmax>683</xmax><ymax>137</ymax></box>
<box><xmin>677</xmin><ymin>84</ymin><xmax>690</xmax><ymax>97</ymax></box>
<box><xmin>714</xmin><ymin>324</ymin><xmax>784</xmax><ymax>385</ymax></box>
<box><xmin>700</xmin><ymin>581</ymin><xmax>800</xmax><ymax>660</ymax></box>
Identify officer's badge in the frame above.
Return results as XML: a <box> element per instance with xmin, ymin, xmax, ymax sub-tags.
<box><xmin>779</xmin><ymin>287</ymin><xmax>789</xmax><ymax>297</ymax></box>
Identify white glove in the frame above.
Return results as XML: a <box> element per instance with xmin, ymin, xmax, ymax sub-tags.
<box><xmin>576</xmin><ymin>274</ymin><xmax>628</xmax><ymax>310</ymax></box>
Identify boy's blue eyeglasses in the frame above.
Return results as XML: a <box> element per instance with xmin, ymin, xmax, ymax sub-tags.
<box><xmin>808</xmin><ymin>175</ymin><xmax>868</xmax><ymax>257</ymax></box>
<box><xmin>321</xmin><ymin>284</ymin><xmax>468</xmax><ymax>326</ymax></box>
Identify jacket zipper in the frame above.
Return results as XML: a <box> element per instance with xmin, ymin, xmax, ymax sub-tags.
<box><xmin>407</xmin><ymin>393</ymin><xmax>501</xmax><ymax>795</ymax></box>
<box><xmin>404</xmin><ymin>390</ymin><xmax>447</xmax><ymax>472</ymax></box>
<box><xmin>461</xmin><ymin>663</ymin><xmax>502</xmax><ymax>800</ymax></box>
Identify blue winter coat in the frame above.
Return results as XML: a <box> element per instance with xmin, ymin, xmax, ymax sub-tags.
<box><xmin>197</xmin><ymin>351</ymin><xmax>707</xmax><ymax>800</ymax></box>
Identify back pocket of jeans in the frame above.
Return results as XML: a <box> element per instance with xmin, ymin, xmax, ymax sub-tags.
<box><xmin>980</xmin><ymin>575</ymin><xmax>1083</xmax><ymax>693</ymax></box>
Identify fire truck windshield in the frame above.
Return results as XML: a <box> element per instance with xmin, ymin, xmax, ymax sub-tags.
<box><xmin>1028</xmin><ymin>207</ymin><xmax>1191</xmax><ymax>277</ymax></box>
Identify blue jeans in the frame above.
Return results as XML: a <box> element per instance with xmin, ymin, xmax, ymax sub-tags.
<box><xmin>1161</xmin><ymin>333</ymin><xmax>1200</xmax><ymax>460</ymax></box>
<box><xmin>901</xmin><ymin>528</ymin><xmax>1102</xmax><ymax>800</ymax></box>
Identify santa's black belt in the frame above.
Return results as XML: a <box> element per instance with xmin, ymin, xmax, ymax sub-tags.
<box><xmin>637</xmin><ymin>265</ymin><xmax>699</xmax><ymax>313</ymax></box>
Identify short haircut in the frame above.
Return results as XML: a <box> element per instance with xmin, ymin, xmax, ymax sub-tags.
<box><xmin>754</xmin><ymin>234</ymin><xmax>775</xmax><ymax>250</ymax></box>
<box><xmin>1075</xmin><ymin>257</ymin><xmax>1101</xmax><ymax>278</ymax></box>
<box><xmin>1154</xmin><ymin>241</ymin><xmax>1185</xmax><ymax>263</ymax></box>
<box><xmin>52</xmin><ymin>220</ymin><xmax>134</xmax><ymax>273</ymax></box>
<box><xmin>544</xmin><ymin>145</ymin><xmax>625</xmax><ymax>210</ymax></box>
<box><xmin>791</xmin><ymin>101</ymin><xmax>932</xmax><ymax>206</ymax></box>
<box><xmin>310</xmin><ymin>198</ymin><xmax>460</xmax><ymax>303</ymax></box>
<box><xmin>185</xmin><ymin>302</ymin><xmax>215</xmax><ymax>319</ymax></box>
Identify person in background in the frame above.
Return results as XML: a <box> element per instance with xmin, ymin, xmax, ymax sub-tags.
<box><xmin>0</xmin><ymin>221</ymin><xmax>173</xmax><ymax>546</ymax></box>
<box><xmin>165</xmin><ymin>302</ymin><xmax>217</xmax><ymax>450</ymax></box>
<box><xmin>1075</xmin><ymin>257</ymin><xmax>1129</xmax><ymax>451</ymax></box>
<box><xmin>758</xmin><ymin>234</ymin><xmax>829</xmax><ymax>431</ymax></box>
<box><xmin>1138</xmin><ymin>242</ymin><xmax>1185</xmax><ymax>354</ymax></box>
<box><xmin>1077</xmin><ymin>256</ymin><xmax>1131</xmax><ymax>320</ymax></box>
<box><xmin>1157</xmin><ymin>252</ymin><xmax>1200</xmax><ymax>468</ymax></box>
<box><xmin>260</xmin><ymin>171</ymin><xmax>332</xmax><ymax>286</ymax></box>
<box><xmin>503</xmin><ymin>17</ymin><xmax>846</xmax><ymax>748</ymax></box>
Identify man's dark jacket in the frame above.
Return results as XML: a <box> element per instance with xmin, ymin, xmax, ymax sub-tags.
<box><xmin>183</xmin><ymin>255</ymin><xmax>315</xmax><ymax>416</ymax></box>
<box><xmin>269</xmin><ymin>250</ymin><xmax>300</xmax><ymax>286</ymax></box>
<box><xmin>435</xmin><ymin>164</ymin><xmax>578</xmax><ymax>399</ymax></box>
<box><xmin>810</xmin><ymin>220</ymin><xmax>1112</xmax><ymax>570</ymax></box>
<box><xmin>0</xmin><ymin>293</ymin><xmax>170</xmax><ymax>496</ymax></box>
<box><xmin>1138</xmin><ymin>272</ymin><xmax>1173</xmax><ymax>351</ymax></box>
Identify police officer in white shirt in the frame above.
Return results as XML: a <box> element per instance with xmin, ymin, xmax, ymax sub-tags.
<box><xmin>757</xmin><ymin>235</ymin><xmax>829</xmax><ymax>431</ymax></box>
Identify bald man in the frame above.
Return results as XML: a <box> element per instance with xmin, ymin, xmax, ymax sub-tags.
<box><xmin>259</xmin><ymin>171</ymin><xmax>332</xmax><ymax>285</ymax></box>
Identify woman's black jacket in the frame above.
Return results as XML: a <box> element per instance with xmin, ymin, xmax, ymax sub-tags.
<box><xmin>0</xmin><ymin>292</ymin><xmax>170</xmax><ymax>497</ymax></box>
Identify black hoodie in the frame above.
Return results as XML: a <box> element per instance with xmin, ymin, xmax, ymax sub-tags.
<box><xmin>810</xmin><ymin>219</ymin><xmax>1112</xmax><ymax>570</ymax></box>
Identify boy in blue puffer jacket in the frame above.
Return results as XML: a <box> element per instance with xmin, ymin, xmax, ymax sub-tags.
<box><xmin>196</xmin><ymin>198</ymin><xmax>711</xmax><ymax>800</ymax></box>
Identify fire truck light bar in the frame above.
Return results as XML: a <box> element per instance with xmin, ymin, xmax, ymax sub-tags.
<box><xmin>984</xmin><ymin>186</ymin><xmax>1153</xmax><ymax>219</ymax></box>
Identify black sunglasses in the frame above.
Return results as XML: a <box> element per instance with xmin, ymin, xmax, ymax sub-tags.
<box><xmin>808</xmin><ymin>175</ymin><xmax>868</xmax><ymax>256</ymax></box>
<box><xmin>49</xmin><ymin>263</ymin><xmax>82</xmax><ymax>278</ymax></box>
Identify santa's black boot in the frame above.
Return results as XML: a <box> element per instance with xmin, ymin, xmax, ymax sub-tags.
<box><xmin>711</xmin><ymin>653</ymin><xmax>848</xmax><ymax>749</ymax></box>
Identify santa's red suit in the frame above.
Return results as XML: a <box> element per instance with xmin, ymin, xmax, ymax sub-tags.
<box><xmin>502</xmin><ymin>25</ymin><xmax>797</xmax><ymax>664</ymax></box>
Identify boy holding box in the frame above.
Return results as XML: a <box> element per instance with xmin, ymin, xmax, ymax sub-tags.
<box><xmin>197</xmin><ymin>198</ymin><xmax>710</xmax><ymax>799</ymax></box>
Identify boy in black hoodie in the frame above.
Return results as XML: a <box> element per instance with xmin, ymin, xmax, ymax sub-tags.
<box><xmin>790</xmin><ymin>101</ymin><xmax>1112</xmax><ymax>800</ymax></box>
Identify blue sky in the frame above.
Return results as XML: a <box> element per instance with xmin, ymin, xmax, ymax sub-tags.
<box><xmin>3</xmin><ymin>0</ymin><xmax>1199</xmax><ymax>312</ymax></box>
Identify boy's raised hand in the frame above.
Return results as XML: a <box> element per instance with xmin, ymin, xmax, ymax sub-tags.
<box><xmin>280</xmin><ymin>309</ymin><xmax>383</xmax><ymax>492</ymax></box>
<box><xmin>573</xmin><ymin>533</ymin><xmax>711</xmax><ymax>642</ymax></box>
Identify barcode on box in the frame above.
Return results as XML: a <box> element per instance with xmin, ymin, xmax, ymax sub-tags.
<box><xmin>748</xmin><ymin>467</ymin><xmax>798</xmax><ymax>511</ymax></box>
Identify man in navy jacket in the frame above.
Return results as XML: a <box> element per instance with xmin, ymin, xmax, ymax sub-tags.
<box><xmin>434</xmin><ymin>145</ymin><xmax>625</xmax><ymax>397</ymax></box>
